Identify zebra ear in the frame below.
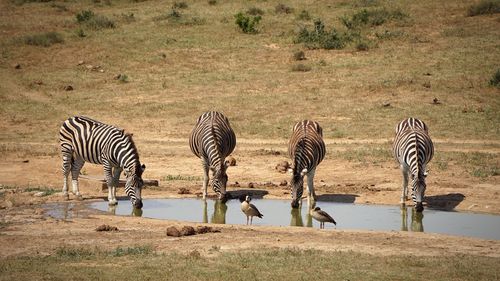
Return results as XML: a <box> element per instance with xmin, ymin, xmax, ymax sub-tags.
<box><xmin>424</xmin><ymin>170</ymin><xmax>429</xmax><ymax>177</ymax></box>
<box><xmin>141</xmin><ymin>164</ymin><xmax>146</xmax><ymax>172</ymax></box>
<box><xmin>301</xmin><ymin>168</ymin><xmax>308</xmax><ymax>176</ymax></box>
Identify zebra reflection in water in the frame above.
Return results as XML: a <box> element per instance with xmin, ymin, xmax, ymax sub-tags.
<box><xmin>202</xmin><ymin>200</ymin><xmax>228</xmax><ymax>224</ymax></box>
<box><xmin>400</xmin><ymin>206</ymin><xmax>424</xmax><ymax>232</ymax></box>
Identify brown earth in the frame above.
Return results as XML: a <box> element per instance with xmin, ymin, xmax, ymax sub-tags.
<box><xmin>0</xmin><ymin>138</ymin><xmax>499</xmax><ymax>258</ymax></box>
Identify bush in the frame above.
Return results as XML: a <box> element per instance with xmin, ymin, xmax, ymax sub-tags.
<box><xmin>291</xmin><ymin>64</ymin><xmax>312</xmax><ymax>72</ymax></box>
<box><xmin>208</xmin><ymin>0</ymin><xmax>217</xmax><ymax>5</ymax></box>
<box><xmin>341</xmin><ymin>8</ymin><xmax>407</xmax><ymax>29</ymax></box>
<box><xmin>467</xmin><ymin>0</ymin><xmax>500</xmax><ymax>16</ymax></box>
<box><xmin>355</xmin><ymin>40</ymin><xmax>370</xmax><ymax>51</ymax></box>
<box><xmin>234</xmin><ymin>12</ymin><xmax>261</xmax><ymax>34</ymax></box>
<box><xmin>295</xmin><ymin>19</ymin><xmax>348</xmax><ymax>50</ymax></box>
<box><xmin>22</xmin><ymin>32</ymin><xmax>64</xmax><ymax>47</ymax></box>
<box><xmin>489</xmin><ymin>69</ymin><xmax>500</xmax><ymax>88</ymax></box>
<box><xmin>76</xmin><ymin>10</ymin><xmax>115</xmax><ymax>30</ymax></box>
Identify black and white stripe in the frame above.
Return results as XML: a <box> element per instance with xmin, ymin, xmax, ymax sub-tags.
<box><xmin>393</xmin><ymin>118</ymin><xmax>434</xmax><ymax>212</ymax></box>
<box><xmin>59</xmin><ymin>116</ymin><xmax>145</xmax><ymax>208</ymax></box>
<box><xmin>288</xmin><ymin>120</ymin><xmax>326</xmax><ymax>208</ymax></box>
<box><xmin>189</xmin><ymin>111</ymin><xmax>236</xmax><ymax>202</ymax></box>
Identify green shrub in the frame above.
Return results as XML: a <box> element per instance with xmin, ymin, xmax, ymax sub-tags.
<box><xmin>295</xmin><ymin>19</ymin><xmax>348</xmax><ymax>50</ymax></box>
<box><xmin>291</xmin><ymin>64</ymin><xmax>311</xmax><ymax>72</ymax></box>
<box><xmin>22</xmin><ymin>32</ymin><xmax>64</xmax><ymax>47</ymax></box>
<box><xmin>234</xmin><ymin>12</ymin><xmax>261</xmax><ymax>34</ymax></box>
<box><xmin>355</xmin><ymin>40</ymin><xmax>370</xmax><ymax>51</ymax></box>
<box><xmin>341</xmin><ymin>8</ymin><xmax>407</xmax><ymax>29</ymax></box>
<box><xmin>247</xmin><ymin>7</ymin><xmax>264</xmax><ymax>16</ymax></box>
<box><xmin>76</xmin><ymin>10</ymin><xmax>115</xmax><ymax>30</ymax></box>
<box><xmin>76</xmin><ymin>28</ymin><xmax>86</xmax><ymax>37</ymax></box>
<box><xmin>467</xmin><ymin>0</ymin><xmax>500</xmax><ymax>16</ymax></box>
<box><xmin>489</xmin><ymin>69</ymin><xmax>500</xmax><ymax>88</ymax></box>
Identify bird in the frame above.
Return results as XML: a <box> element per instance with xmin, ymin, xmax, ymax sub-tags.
<box><xmin>310</xmin><ymin>206</ymin><xmax>336</xmax><ymax>229</ymax></box>
<box><xmin>240</xmin><ymin>195</ymin><xmax>263</xmax><ymax>225</ymax></box>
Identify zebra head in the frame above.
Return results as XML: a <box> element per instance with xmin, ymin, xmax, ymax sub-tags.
<box><xmin>289</xmin><ymin>168</ymin><xmax>307</xmax><ymax>208</ymax></box>
<box><xmin>125</xmin><ymin>163</ymin><xmax>146</xmax><ymax>209</ymax></box>
<box><xmin>209</xmin><ymin>160</ymin><xmax>230</xmax><ymax>203</ymax></box>
<box><xmin>411</xmin><ymin>173</ymin><xmax>426</xmax><ymax>212</ymax></box>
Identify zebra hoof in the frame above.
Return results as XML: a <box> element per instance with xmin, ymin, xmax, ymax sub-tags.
<box><xmin>63</xmin><ymin>194</ymin><xmax>70</xmax><ymax>201</ymax></box>
<box><xmin>75</xmin><ymin>195</ymin><xmax>83</xmax><ymax>201</ymax></box>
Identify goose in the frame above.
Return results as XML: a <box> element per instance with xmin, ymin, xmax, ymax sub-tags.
<box><xmin>241</xmin><ymin>195</ymin><xmax>263</xmax><ymax>225</ymax></box>
<box><xmin>310</xmin><ymin>206</ymin><xmax>336</xmax><ymax>229</ymax></box>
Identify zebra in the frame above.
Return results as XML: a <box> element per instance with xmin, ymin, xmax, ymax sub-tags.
<box><xmin>59</xmin><ymin>116</ymin><xmax>145</xmax><ymax>209</ymax></box>
<box><xmin>288</xmin><ymin>120</ymin><xmax>326</xmax><ymax>208</ymax></box>
<box><xmin>189</xmin><ymin>111</ymin><xmax>236</xmax><ymax>202</ymax></box>
<box><xmin>392</xmin><ymin>117</ymin><xmax>434</xmax><ymax>212</ymax></box>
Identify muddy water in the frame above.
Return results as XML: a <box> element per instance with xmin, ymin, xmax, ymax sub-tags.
<box><xmin>85</xmin><ymin>198</ymin><xmax>500</xmax><ymax>240</ymax></box>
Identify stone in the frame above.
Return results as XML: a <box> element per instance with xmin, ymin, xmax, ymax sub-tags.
<box><xmin>96</xmin><ymin>224</ymin><xmax>118</xmax><ymax>231</ymax></box>
<box><xmin>64</xmin><ymin>85</ymin><xmax>73</xmax><ymax>91</ymax></box>
<box><xmin>248</xmin><ymin>182</ymin><xmax>255</xmax><ymax>189</ymax></box>
<box><xmin>226</xmin><ymin>156</ymin><xmax>237</xmax><ymax>166</ymax></box>
<box><xmin>77</xmin><ymin>60</ymin><xmax>84</xmax><ymax>65</ymax></box>
<box><xmin>14</xmin><ymin>63</ymin><xmax>21</xmax><ymax>69</ymax></box>
<box><xmin>279</xmin><ymin>180</ymin><xmax>288</xmax><ymax>186</ymax></box>
<box><xmin>166</xmin><ymin>226</ymin><xmax>181</xmax><ymax>237</ymax></box>
<box><xmin>33</xmin><ymin>191</ymin><xmax>45</xmax><ymax>197</ymax></box>
<box><xmin>178</xmin><ymin>188</ymin><xmax>191</xmax><ymax>194</ymax></box>
<box><xmin>180</xmin><ymin>226</ymin><xmax>196</xmax><ymax>236</ymax></box>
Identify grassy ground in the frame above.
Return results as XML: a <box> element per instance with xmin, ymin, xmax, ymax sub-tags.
<box><xmin>0</xmin><ymin>0</ymin><xmax>499</xmax><ymax>142</ymax></box>
<box><xmin>0</xmin><ymin>246</ymin><xmax>498</xmax><ymax>281</ymax></box>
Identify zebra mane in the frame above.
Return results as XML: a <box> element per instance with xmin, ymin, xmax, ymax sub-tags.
<box><xmin>123</xmin><ymin>130</ymin><xmax>140</xmax><ymax>163</ymax></box>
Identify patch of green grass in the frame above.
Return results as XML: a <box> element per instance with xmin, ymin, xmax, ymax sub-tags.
<box><xmin>341</xmin><ymin>8</ymin><xmax>408</xmax><ymax>29</ymax></box>
<box><xmin>109</xmin><ymin>245</ymin><xmax>153</xmax><ymax>257</ymax></box>
<box><xmin>21</xmin><ymin>32</ymin><xmax>63</xmax><ymax>47</ymax></box>
<box><xmin>434</xmin><ymin>151</ymin><xmax>499</xmax><ymax>178</ymax></box>
<box><xmin>162</xmin><ymin>175</ymin><xmax>202</xmax><ymax>181</ymax></box>
<box><xmin>467</xmin><ymin>0</ymin><xmax>500</xmax><ymax>16</ymax></box>
<box><xmin>11</xmin><ymin>0</ymin><xmax>53</xmax><ymax>5</ymax></box>
<box><xmin>153</xmin><ymin>9</ymin><xmax>206</xmax><ymax>25</ymax></box>
<box><xmin>0</xmin><ymin>248</ymin><xmax>499</xmax><ymax>281</ymax></box>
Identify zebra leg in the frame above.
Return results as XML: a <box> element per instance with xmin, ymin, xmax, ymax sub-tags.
<box><xmin>202</xmin><ymin>161</ymin><xmax>209</xmax><ymax>200</ymax></box>
<box><xmin>111</xmin><ymin>167</ymin><xmax>122</xmax><ymax>205</ymax></box>
<box><xmin>103</xmin><ymin>162</ymin><xmax>117</xmax><ymax>206</ymax></box>
<box><xmin>70</xmin><ymin>157</ymin><xmax>85</xmax><ymax>200</ymax></box>
<box><xmin>61</xmin><ymin>152</ymin><xmax>72</xmax><ymax>200</ymax></box>
<box><xmin>400</xmin><ymin>164</ymin><xmax>409</xmax><ymax>204</ymax></box>
<box><xmin>306</xmin><ymin>168</ymin><xmax>317</xmax><ymax>205</ymax></box>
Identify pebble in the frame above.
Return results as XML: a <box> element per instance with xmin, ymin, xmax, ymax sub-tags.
<box><xmin>34</xmin><ymin>191</ymin><xmax>45</xmax><ymax>197</ymax></box>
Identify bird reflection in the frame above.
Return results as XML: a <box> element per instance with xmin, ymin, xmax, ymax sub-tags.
<box><xmin>401</xmin><ymin>206</ymin><xmax>424</xmax><ymax>232</ymax></box>
<box><xmin>201</xmin><ymin>200</ymin><xmax>228</xmax><ymax>224</ymax></box>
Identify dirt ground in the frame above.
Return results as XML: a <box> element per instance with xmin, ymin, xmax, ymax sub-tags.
<box><xmin>1</xmin><ymin>138</ymin><xmax>499</xmax><ymax>258</ymax></box>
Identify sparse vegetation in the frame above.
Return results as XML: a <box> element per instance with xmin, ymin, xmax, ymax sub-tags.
<box><xmin>234</xmin><ymin>12</ymin><xmax>261</xmax><ymax>34</ymax></box>
<box><xmin>293</xmin><ymin>50</ymin><xmax>306</xmax><ymax>60</ymax></box>
<box><xmin>341</xmin><ymin>8</ymin><xmax>407</xmax><ymax>29</ymax></box>
<box><xmin>208</xmin><ymin>0</ymin><xmax>217</xmax><ymax>5</ymax></box>
<box><xmin>296</xmin><ymin>9</ymin><xmax>311</xmax><ymax>20</ymax></box>
<box><xmin>246</xmin><ymin>7</ymin><xmax>264</xmax><ymax>16</ymax></box>
<box><xmin>275</xmin><ymin>3</ymin><xmax>293</xmax><ymax>14</ymax></box>
<box><xmin>76</xmin><ymin>10</ymin><xmax>115</xmax><ymax>30</ymax></box>
<box><xmin>163</xmin><ymin>175</ymin><xmax>202</xmax><ymax>181</ymax></box>
<box><xmin>295</xmin><ymin>19</ymin><xmax>348</xmax><ymax>49</ymax></box>
<box><xmin>21</xmin><ymin>32</ymin><xmax>63</xmax><ymax>47</ymax></box>
<box><xmin>489</xmin><ymin>69</ymin><xmax>500</xmax><ymax>88</ymax></box>
<box><xmin>172</xmin><ymin>1</ymin><xmax>188</xmax><ymax>9</ymax></box>
<box><xmin>24</xmin><ymin>187</ymin><xmax>57</xmax><ymax>196</ymax></box>
<box><xmin>467</xmin><ymin>0</ymin><xmax>500</xmax><ymax>16</ymax></box>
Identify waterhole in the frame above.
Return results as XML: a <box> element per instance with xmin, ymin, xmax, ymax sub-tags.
<box><xmin>86</xmin><ymin>198</ymin><xmax>500</xmax><ymax>240</ymax></box>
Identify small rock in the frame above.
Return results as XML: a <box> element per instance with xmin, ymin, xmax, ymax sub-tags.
<box><xmin>382</xmin><ymin>101</ymin><xmax>391</xmax><ymax>107</ymax></box>
<box><xmin>14</xmin><ymin>63</ymin><xmax>21</xmax><ymax>69</ymax></box>
<box><xmin>423</xmin><ymin>81</ymin><xmax>431</xmax><ymax>88</ymax></box>
<box><xmin>77</xmin><ymin>60</ymin><xmax>84</xmax><ymax>65</ymax></box>
<box><xmin>33</xmin><ymin>80</ymin><xmax>43</xmax><ymax>85</ymax></box>
<box><xmin>248</xmin><ymin>182</ymin><xmax>255</xmax><ymax>188</ymax></box>
<box><xmin>180</xmin><ymin>226</ymin><xmax>196</xmax><ymax>236</ymax></box>
<box><xmin>114</xmin><ymin>74</ymin><xmax>122</xmax><ymax>80</ymax></box>
<box><xmin>166</xmin><ymin>226</ymin><xmax>181</xmax><ymax>237</ymax></box>
<box><xmin>226</xmin><ymin>156</ymin><xmax>237</xmax><ymax>166</ymax></box>
<box><xmin>33</xmin><ymin>191</ymin><xmax>45</xmax><ymax>197</ymax></box>
<box><xmin>432</xmin><ymin>97</ymin><xmax>441</xmax><ymax>105</ymax></box>
<box><xmin>195</xmin><ymin>226</ymin><xmax>219</xmax><ymax>234</ymax></box>
<box><xmin>468</xmin><ymin>204</ymin><xmax>478</xmax><ymax>210</ymax></box>
<box><xmin>64</xmin><ymin>85</ymin><xmax>73</xmax><ymax>91</ymax></box>
<box><xmin>99</xmin><ymin>69</ymin><xmax>104</xmax><ymax>73</ymax></box>
<box><xmin>96</xmin><ymin>224</ymin><xmax>118</xmax><ymax>232</ymax></box>
<box><xmin>34</xmin><ymin>208</ymin><xmax>44</xmax><ymax>215</ymax></box>
<box><xmin>86</xmin><ymin>65</ymin><xmax>94</xmax><ymax>70</ymax></box>
<box><xmin>22</xmin><ymin>160</ymin><xmax>29</xmax><ymax>163</ymax></box>
<box><xmin>423</xmin><ymin>72</ymin><xmax>432</xmax><ymax>76</ymax></box>
<box><xmin>279</xmin><ymin>180</ymin><xmax>288</xmax><ymax>186</ymax></box>
<box><xmin>178</xmin><ymin>188</ymin><xmax>191</xmax><ymax>195</ymax></box>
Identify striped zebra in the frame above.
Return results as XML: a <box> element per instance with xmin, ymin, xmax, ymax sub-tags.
<box><xmin>59</xmin><ymin>116</ymin><xmax>145</xmax><ymax>209</ymax></box>
<box><xmin>288</xmin><ymin>120</ymin><xmax>326</xmax><ymax>208</ymax></box>
<box><xmin>189</xmin><ymin>111</ymin><xmax>236</xmax><ymax>202</ymax></box>
<box><xmin>393</xmin><ymin>118</ymin><xmax>434</xmax><ymax>212</ymax></box>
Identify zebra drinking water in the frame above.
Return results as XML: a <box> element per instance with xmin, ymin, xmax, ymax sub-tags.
<box><xmin>189</xmin><ymin>111</ymin><xmax>236</xmax><ymax>202</ymax></box>
<box><xmin>59</xmin><ymin>116</ymin><xmax>145</xmax><ymax>209</ymax></box>
<box><xmin>288</xmin><ymin>120</ymin><xmax>326</xmax><ymax>208</ymax></box>
<box><xmin>392</xmin><ymin>118</ymin><xmax>434</xmax><ymax>212</ymax></box>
